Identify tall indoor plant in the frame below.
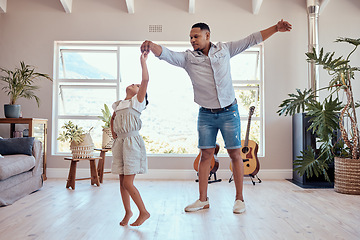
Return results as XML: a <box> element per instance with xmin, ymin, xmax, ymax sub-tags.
<box><xmin>0</xmin><ymin>61</ymin><xmax>52</xmax><ymax>118</ymax></box>
<box><xmin>278</xmin><ymin>37</ymin><xmax>360</xmax><ymax>194</ymax></box>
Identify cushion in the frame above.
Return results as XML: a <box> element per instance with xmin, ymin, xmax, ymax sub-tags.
<box><xmin>0</xmin><ymin>137</ymin><xmax>35</xmax><ymax>156</ymax></box>
<box><xmin>0</xmin><ymin>155</ymin><xmax>36</xmax><ymax>180</ymax></box>
<box><xmin>0</xmin><ymin>154</ymin><xmax>3</xmax><ymax>159</ymax></box>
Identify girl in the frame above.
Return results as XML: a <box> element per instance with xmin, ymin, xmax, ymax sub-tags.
<box><xmin>110</xmin><ymin>52</ymin><xmax>150</xmax><ymax>227</ymax></box>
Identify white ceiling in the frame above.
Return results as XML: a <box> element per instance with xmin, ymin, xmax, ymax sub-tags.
<box><xmin>0</xmin><ymin>0</ymin><xmax>331</xmax><ymax>15</ymax></box>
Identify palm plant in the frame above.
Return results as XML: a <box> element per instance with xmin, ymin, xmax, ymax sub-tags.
<box><xmin>0</xmin><ymin>61</ymin><xmax>52</xmax><ymax>106</ymax></box>
<box><xmin>278</xmin><ymin>37</ymin><xmax>360</xmax><ymax>182</ymax></box>
<box><xmin>98</xmin><ymin>104</ymin><xmax>114</xmax><ymax>149</ymax></box>
<box><xmin>98</xmin><ymin>104</ymin><xmax>112</xmax><ymax>128</ymax></box>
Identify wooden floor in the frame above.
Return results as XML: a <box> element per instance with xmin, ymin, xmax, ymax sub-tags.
<box><xmin>0</xmin><ymin>178</ymin><xmax>359</xmax><ymax>240</ymax></box>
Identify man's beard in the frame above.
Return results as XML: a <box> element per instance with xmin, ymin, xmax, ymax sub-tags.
<box><xmin>193</xmin><ymin>46</ymin><xmax>203</xmax><ymax>52</ymax></box>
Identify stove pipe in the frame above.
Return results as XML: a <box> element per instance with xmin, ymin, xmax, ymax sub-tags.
<box><xmin>307</xmin><ymin>0</ymin><xmax>320</xmax><ymax>92</ymax></box>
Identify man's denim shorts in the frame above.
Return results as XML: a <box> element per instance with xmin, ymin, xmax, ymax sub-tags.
<box><xmin>197</xmin><ymin>104</ymin><xmax>241</xmax><ymax>149</ymax></box>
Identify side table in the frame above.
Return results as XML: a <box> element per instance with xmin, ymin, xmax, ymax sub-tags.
<box><xmin>64</xmin><ymin>157</ymin><xmax>102</xmax><ymax>190</ymax></box>
<box><xmin>95</xmin><ymin>148</ymin><xmax>111</xmax><ymax>183</ymax></box>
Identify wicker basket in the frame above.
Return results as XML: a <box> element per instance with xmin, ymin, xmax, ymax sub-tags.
<box><xmin>102</xmin><ymin>128</ymin><xmax>114</xmax><ymax>149</ymax></box>
<box><xmin>334</xmin><ymin>157</ymin><xmax>360</xmax><ymax>195</ymax></box>
<box><xmin>70</xmin><ymin>133</ymin><xmax>94</xmax><ymax>159</ymax></box>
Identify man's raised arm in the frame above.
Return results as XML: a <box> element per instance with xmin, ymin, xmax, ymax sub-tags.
<box><xmin>141</xmin><ymin>40</ymin><xmax>162</xmax><ymax>57</ymax></box>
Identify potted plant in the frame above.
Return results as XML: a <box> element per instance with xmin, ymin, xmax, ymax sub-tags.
<box><xmin>57</xmin><ymin>121</ymin><xmax>94</xmax><ymax>158</ymax></box>
<box><xmin>0</xmin><ymin>61</ymin><xmax>52</xmax><ymax>118</ymax></box>
<box><xmin>278</xmin><ymin>37</ymin><xmax>360</xmax><ymax>194</ymax></box>
<box><xmin>98</xmin><ymin>104</ymin><xmax>114</xmax><ymax>149</ymax></box>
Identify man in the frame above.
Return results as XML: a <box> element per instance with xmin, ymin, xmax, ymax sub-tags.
<box><xmin>141</xmin><ymin>20</ymin><xmax>292</xmax><ymax>213</ymax></box>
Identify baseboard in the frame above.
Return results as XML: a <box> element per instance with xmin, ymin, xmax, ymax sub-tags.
<box><xmin>47</xmin><ymin>168</ymin><xmax>292</xmax><ymax>180</ymax></box>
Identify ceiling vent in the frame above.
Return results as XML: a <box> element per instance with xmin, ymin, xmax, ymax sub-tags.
<box><xmin>149</xmin><ymin>25</ymin><xmax>163</xmax><ymax>33</ymax></box>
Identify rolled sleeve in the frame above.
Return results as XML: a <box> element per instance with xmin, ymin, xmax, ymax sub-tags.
<box><xmin>227</xmin><ymin>31</ymin><xmax>263</xmax><ymax>57</ymax></box>
<box><xmin>252</xmin><ymin>31</ymin><xmax>263</xmax><ymax>44</ymax></box>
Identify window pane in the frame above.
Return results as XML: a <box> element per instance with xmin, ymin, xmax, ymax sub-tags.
<box><xmin>58</xmin><ymin>87</ymin><xmax>116</xmax><ymax>116</ymax></box>
<box><xmin>241</xmin><ymin>120</ymin><xmax>260</xmax><ymax>144</ymax></box>
<box><xmin>59</xmin><ymin>51</ymin><xmax>117</xmax><ymax>79</ymax></box>
<box><xmin>57</xmin><ymin>119</ymin><xmax>104</xmax><ymax>153</ymax></box>
<box><xmin>230</xmin><ymin>52</ymin><xmax>259</xmax><ymax>80</ymax></box>
<box><xmin>117</xmin><ymin>46</ymin><xmax>200</xmax><ymax>154</ymax></box>
<box><xmin>119</xmin><ymin>47</ymin><xmax>142</xmax><ymax>98</ymax></box>
<box><xmin>234</xmin><ymin>87</ymin><xmax>260</xmax><ymax>117</ymax></box>
<box><xmin>145</xmin><ymin>53</ymin><xmax>199</xmax><ymax>154</ymax></box>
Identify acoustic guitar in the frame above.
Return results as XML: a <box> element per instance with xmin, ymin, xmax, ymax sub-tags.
<box><xmin>193</xmin><ymin>143</ymin><xmax>220</xmax><ymax>173</ymax></box>
<box><xmin>230</xmin><ymin>106</ymin><xmax>260</xmax><ymax>176</ymax></box>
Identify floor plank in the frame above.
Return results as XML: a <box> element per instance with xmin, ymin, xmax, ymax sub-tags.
<box><xmin>0</xmin><ymin>178</ymin><xmax>359</xmax><ymax>240</ymax></box>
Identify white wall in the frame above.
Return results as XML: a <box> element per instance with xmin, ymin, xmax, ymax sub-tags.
<box><xmin>0</xmin><ymin>0</ymin><xmax>359</xmax><ymax>178</ymax></box>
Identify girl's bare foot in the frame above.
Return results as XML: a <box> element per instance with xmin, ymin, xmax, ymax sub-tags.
<box><xmin>119</xmin><ymin>212</ymin><xmax>133</xmax><ymax>226</ymax></box>
<box><xmin>130</xmin><ymin>211</ymin><xmax>150</xmax><ymax>226</ymax></box>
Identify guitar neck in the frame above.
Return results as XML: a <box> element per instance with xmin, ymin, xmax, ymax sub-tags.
<box><xmin>244</xmin><ymin>115</ymin><xmax>252</xmax><ymax>146</ymax></box>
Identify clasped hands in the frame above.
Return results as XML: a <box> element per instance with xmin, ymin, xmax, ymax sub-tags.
<box><xmin>140</xmin><ymin>40</ymin><xmax>152</xmax><ymax>54</ymax></box>
<box><xmin>276</xmin><ymin>19</ymin><xmax>292</xmax><ymax>32</ymax></box>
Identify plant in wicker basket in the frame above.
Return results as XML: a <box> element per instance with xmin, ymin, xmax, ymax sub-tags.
<box><xmin>278</xmin><ymin>37</ymin><xmax>360</xmax><ymax>194</ymax></box>
<box><xmin>57</xmin><ymin>121</ymin><xmax>95</xmax><ymax>158</ymax></box>
<box><xmin>98</xmin><ymin>104</ymin><xmax>114</xmax><ymax>149</ymax></box>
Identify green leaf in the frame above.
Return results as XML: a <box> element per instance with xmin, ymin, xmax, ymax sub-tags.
<box><xmin>306</xmin><ymin>47</ymin><xmax>349</xmax><ymax>72</ymax></box>
<box><xmin>98</xmin><ymin>104</ymin><xmax>112</xmax><ymax>128</ymax></box>
<box><xmin>277</xmin><ymin>88</ymin><xmax>315</xmax><ymax>116</ymax></box>
<box><xmin>335</xmin><ymin>37</ymin><xmax>360</xmax><ymax>46</ymax></box>
<box><xmin>355</xmin><ymin>101</ymin><xmax>360</xmax><ymax>109</ymax></box>
<box><xmin>0</xmin><ymin>61</ymin><xmax>52</xmax><ymax>105</ymax></box>
<box><xmin>306</xmin><ymin>96</ymin><xmax>342</xmax><ymax>142</ymax></box>
<box><xmin>333</xmin><ymin>140</ymin><xmax>351</xmax><ymax>158</ymax></box>
<box><xmin>57</xmin><ymin>121</ymin><xmax>86</xmax><ymax>143</ymax></box>
<box><xmin>294</xmin><ymin>147</ymin><xmax>331</xmax><ymax>182</ymax></box>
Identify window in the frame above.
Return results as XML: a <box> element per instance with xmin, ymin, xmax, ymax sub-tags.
<box><xmin>231</xmin><ymin>44</ymin><xmax>264</xmax><ymax>156</ymax></box>
<box><xmin>53</xmin><ymin>44</ymin><xmax>120</xmax><ymax>154</ymax></box>
<box><xmin>53</xmin><ymin>42</ymin><xmax>264</xmax><ymax>156</ymax></box>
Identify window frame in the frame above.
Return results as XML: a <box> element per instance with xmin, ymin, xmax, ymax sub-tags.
<box><xmin>232</xmin><ymin>44</ymin><xmax>264</xmax><ymax>157</ymax></box>
<box><xmin>52</xmin><ymin>41</ymin><xmax>264</xmax><ymax>157</ymax></box>
<box><xmin>52</xmin><ymin>42</ymin><xmax>124</xmax><ymax>155</ymax></box>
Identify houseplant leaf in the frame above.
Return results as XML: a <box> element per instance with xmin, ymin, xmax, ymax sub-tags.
<box><xmin>306</xmin><ymin>96</ymin><xmax>342</xmax><ymax>142</ymax></box>
<box><xmin>277</xmin><ymin>88</ymin><xmax>315</xmax><ymax>116</ymax></box>
<box><xmin>0</xmin><ymin>61</ymin><xmax>52</xmax><ymax>106</ymax></box>
<box><xmin>294</xmin><ymin>147</ymin><xmax>331</xmax><ymax>182</ymax></box>
<box><xmin>98</xmin><ymin>104</ymin><xmax>112</xmax><ymax>128</ymax></box>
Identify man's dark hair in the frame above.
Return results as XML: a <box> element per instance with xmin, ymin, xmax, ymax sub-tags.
<box><xmin>192</xmin><ymin>22</ymin><xmax>210</xmax><ymax>32</ymax></box>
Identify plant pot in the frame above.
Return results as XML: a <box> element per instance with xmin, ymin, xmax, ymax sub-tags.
<box><xmin>102</xmin><ymin>128</ymin><xmax>114</xmax><ymax>149</ymax></box>
<box><xmin>70</xmin><ymin>133</ymin><xmax>94</xmax><ymax>158</ymax></box>
<box><xmin>4</xmin><ymin>104</ymin><xmax>21</xmax><ymax>118</ymax></box>
<box><xmin>334</xmin><ymin>157</ymin><xmax>360</xmax><ymax>195</ymax></box>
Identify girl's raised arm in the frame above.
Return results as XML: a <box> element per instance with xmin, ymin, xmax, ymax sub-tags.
<box><xmin>137</xmin><ymin>52</ymin><xmax>149</xmax><ymax>103</ymax></box>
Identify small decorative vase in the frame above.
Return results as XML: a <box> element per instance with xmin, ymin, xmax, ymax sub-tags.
<box><xmin>70</xmin><ymin>133</ymin><xmax>94</xmax><ymax>158</ymax></box>
<box><xmin>102</xmin><ymin>128</ymin><xmax>114</xmax><ymax>149</ymax></box>
<box><xmin>334</xmin><ymin>157</ymin><xmax>360</xmax><ymax>195</ymax></box>
<box><xmin>4</xmin><ymin>104</ymin><xmax>21</xmax><ymax>118</ymax></box>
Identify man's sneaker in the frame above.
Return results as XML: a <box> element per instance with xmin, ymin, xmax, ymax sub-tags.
<box><xmin>184</xmin><ymin>198</ymin><xmax>210</xmax><ymax>212</ymax></box>
<box><xmin>233</xmin><ymin>200</ymin><xmax>245</xmax><ymax>214</ymax></box>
